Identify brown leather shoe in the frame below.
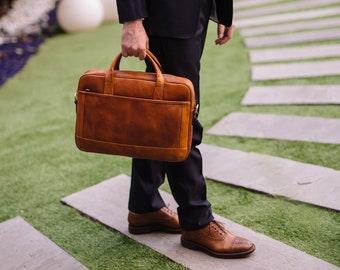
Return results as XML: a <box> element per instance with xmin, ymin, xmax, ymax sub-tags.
<box><xmin>128</xmin><ymin>206</ymin><xmax>181</xmax><ymax>234</ymax></box>
<box><xmin>181</xmin><ymin>220</ymin><xmax>255</xmax><ymax>258</ymax></box>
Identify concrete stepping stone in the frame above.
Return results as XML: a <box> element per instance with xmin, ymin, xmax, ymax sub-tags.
<box><xmin>252</xmin><ymin>60</ymin><xmax>340</xmax><ymax>81</ymax></box>
<box><xmin>0</xmin><ymin>217</ymin><xmax>88</xmax><ymax>270</ymax></box>
<box><xmin>235</xmin><ymin>0</ymin><xmax>286</xmax><ymax>10</ymax></box>
<box><xmin>249</xmin><ymin>44</ymin><xmax>340</xmax><ymax>63</ymax></box>
<box><xmin>236</xmin><ymin>7</ymin><xmax>340</xmax><ymax>28</ymax></box>
<box><xmin>241</xmin><ymin>85</ymin><xmax>340</xmax><ymax>105</ymax></box>
<box><xmin>198</xmin><ymin>144</ymin><xmax>340</xmax><ymax>212</ymax></box>
<box><xmin>61</xmin><ymin>174</ymin><xmax>340</xmax><ymax>270</ymax></box>
<box><xmin>240</xmin><ymin>17</ymin><xmax>340</xmax><ymax>37</ymax></box>
<box><xmin>244</xmin><ymin>29</ymin><xmax>340</xmax><ymax>48</ymax></box>
<box><xmin>235</xmin><ymin>0</ymin><xmax>340</xmax><ymax>19</ymax></box>
<box><xmin>207</xmin><ymin>112</ymin><xmax>340</xmax><ymax>144</ymax></box>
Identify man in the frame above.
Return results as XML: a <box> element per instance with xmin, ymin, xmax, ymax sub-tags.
<box><xmin>116</xmin><ymin>0</ymin><xmax>255</xmax><ymax>258</ymax></box>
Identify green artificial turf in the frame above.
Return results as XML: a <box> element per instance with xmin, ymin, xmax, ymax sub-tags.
<box><xmin>0</xmin><ymin>20</ymin><xmax>339</xmax><ymax>269</ymax></box>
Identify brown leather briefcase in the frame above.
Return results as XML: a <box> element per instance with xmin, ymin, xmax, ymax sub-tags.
<box><xmin>74</xmin><ymin>50</ymin><xmax>196</xmax><ymax>162</ymax></box>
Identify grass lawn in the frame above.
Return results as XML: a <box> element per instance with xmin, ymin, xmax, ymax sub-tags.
<box><xmin>0</xmin><ymin>20</ymin><xmax>339</xmax><ymax>269</ymax></box>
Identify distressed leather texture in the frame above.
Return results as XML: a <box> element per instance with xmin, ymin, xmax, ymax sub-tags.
<box><xmin>75</xmin><ymin>51</ymin><xmax>195</xmax><ymax>162</ymax></box>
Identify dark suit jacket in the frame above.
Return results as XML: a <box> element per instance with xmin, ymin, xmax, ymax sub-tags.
<box><xmin>116</xmin><ymin>0</ymin><xmax>233</xmax><ymax>39</ymax></box>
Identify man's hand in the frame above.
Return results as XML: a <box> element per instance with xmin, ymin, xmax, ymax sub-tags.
<box><xmin>215</xmin><ymin>21</ymin><xmax>235</xmax><ymax>45</ymax></box>
<box><xmin>121</xmin><ymin>20</ymin><xmax>149</xmax><ymax>60</ymax></box>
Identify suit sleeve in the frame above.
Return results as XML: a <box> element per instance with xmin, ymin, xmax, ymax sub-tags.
<box><xmin>116</xmin><ymin>0</ymin><xmax>148</xmax><ymax>23</ymax></box>
<box><xmin>210</xmin><ymin>0</ymin><xmax>233</xmax><ymax>27</ymax></box>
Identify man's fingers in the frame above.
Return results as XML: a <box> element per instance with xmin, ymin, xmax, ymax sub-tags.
<box><xmin>121</xmin><ymin>46</ymin><xmax>146</xmax><ymax>59</ymax></box>
<box><xmin>121</xmin><ymin>47</ymin><xmax>129</xmax><ymax>57</ymax></box>
<box><xmin>138</xmin><ymin>50</ymin><xmax>147</xmax><ymax>60</ymax></box>
<box><xmin>121</xmin><ymin>20</ymin><xmax>148</xmax><ymax>59</ymax></box>
<box><xmin>215</xmin><ymin>23</ymin><xmax>235</xmax><ymax>45</ymax></box>
<box><xmin>217</xmin><ymin>24</ymin><xmax>225</xmax><ymax>38</ymax></box>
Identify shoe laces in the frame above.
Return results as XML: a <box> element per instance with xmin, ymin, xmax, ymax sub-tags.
<box><xmin>211</xmin><ymin>220</ymin><xmax>227</xmax><ymax>236</ymax></box>
<box><xmin>161</xmin><ymin>205</ymin><xmax>176</xmax><ymax>216</ymax></box>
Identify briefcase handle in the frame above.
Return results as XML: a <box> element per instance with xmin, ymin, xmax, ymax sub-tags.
<box><xmin>144</xmin><ymin>49</ymin><xmax>162</xmax><ymax>70</ymax></box>
<box><xmin>104</xmin><ymin>50</ymin><xmax>165</xmax><ymax>100</ymax></box>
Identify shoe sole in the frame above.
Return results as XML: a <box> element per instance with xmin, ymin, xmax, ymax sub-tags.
<box><xmin>129</xmin><ymin>225</ymin><xmax>181</xmax><ymax>235</ymax></box>
<box><xmin>181</xmin><ymin>238</ymin><xmax>255</xmax><ymax>258</ymax></box>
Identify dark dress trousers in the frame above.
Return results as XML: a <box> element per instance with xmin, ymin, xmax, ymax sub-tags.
<box><xmin>116</xmin><ymin>0</ymin><xmax>233</xmax><ymax>231</ymax></box>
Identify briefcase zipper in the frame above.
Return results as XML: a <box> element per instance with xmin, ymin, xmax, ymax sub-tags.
<box><xmin>74</xmin><ymin>88</ymin><xmax>91</xmax><ymax>106</ymax></box>
<box><xmin>194</xmin><ymin>103</ymin><xmax>199</xmax><ymax>117</ymax></box>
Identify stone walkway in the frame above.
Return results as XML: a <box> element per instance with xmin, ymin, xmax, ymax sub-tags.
<box><xmin>61</xmin><ymin>174</ymin><xmax>340</xmax><ymax>270</ymax></box>
<box><xmin>199</xmin><ymin>144</ymin><xmax>340</xmax><ymax>211</ymax></box>
<box><xmin>235</xmin><ymin>0</ymin><xmax>292</xmax><ymax>9</ymax></box>
<box><xmin>207</xmin><ymin>112</ymin><xmax>340</xmax><ymax>144</ymax></box>
<box><xmin>241</xmin><ymin>85</ymin><xmax>340</xmax><ymax>105</ymax></box>
<box><xmin>252</xmin><ymin>60</ymin><xmax>340</xmax><ymax>81</ymax></box>
<box><xmin>235</xmin><ymin>0</ymin><xmax>340</xmax><ymax>19</ymax></box>
<box><xmin>240</xmin><ymin>17</ymin><xmax>340</xmax><ymax>37</ymax></box>
<box><xmin>0</xmin><ymin>217</ymin><xmax>88</xmax><ymax>270</ymax></box>
<box><xmin>205</xmin><ymin>0</ymin><xmax>340</xmax><ymax>216</ymax></box>
<box><xmin>249</xmin><ymin>44</ymin><xmax>340</xmax><ymax>63</ymax></box>
<box><xmin>236</xmin><ymin>7</ymin><xmax>340</xmax><ymax>28</ymax></box>
<box><xmin>245</xmin><ymin>29</ymin><xmax>340</xmax><ymax>48</ymax></box>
